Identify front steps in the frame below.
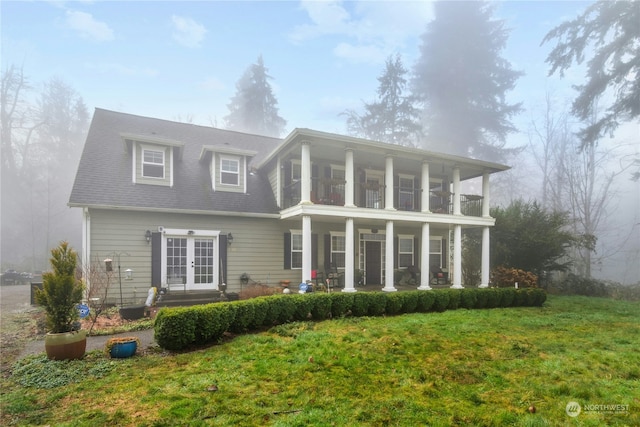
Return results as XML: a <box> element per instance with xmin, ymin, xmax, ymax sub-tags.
<box><xmin>156</xmin><ymin>290</ymin><xmax>227</xmax><ymax>308</ymax></box>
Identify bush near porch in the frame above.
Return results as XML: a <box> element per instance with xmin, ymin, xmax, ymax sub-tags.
<box><xmin>154</xmin><ymin>288</ymin><xmax>546</xmax><ymax>351</ymax></box>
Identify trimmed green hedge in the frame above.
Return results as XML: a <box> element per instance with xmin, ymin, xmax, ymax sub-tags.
<box><xmin>154</xmin><ymin>288</ymin><xmax>547</xmax><ymax>351</ymax></box>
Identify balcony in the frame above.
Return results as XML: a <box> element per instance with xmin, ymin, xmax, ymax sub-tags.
<box><xmin>282</xmin><ymin>182</ymin><xmax>484</xmax><ymax>216</ymax></box>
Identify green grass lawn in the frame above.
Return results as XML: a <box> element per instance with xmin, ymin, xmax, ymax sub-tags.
<box><xmin>2</xmin><ymin>295</ymin><xmax>639</xmax><ymax>426</ymax></box>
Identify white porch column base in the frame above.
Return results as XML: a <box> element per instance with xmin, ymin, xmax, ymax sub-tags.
<box><xmin>418</xmin><ymin>222</ymin><xmax>432</xmax><ymax>290</ymax></box>
<box><xmin>382</xmin><ymin>220</ymin><xmax>397</xmax><ymax>292</ymax></box>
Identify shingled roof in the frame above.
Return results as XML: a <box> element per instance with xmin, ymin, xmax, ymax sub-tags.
<box><xmin>69</xmin><ymin>108</ymin><xmax>282</xmax><ymax>215</ymax></box>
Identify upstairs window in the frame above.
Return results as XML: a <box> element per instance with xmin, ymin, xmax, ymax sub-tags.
<box><xmin>220</xmin><ymin>157</ymin><xmax>239</xmax><ymax>185</ymax></box>
<box><xmin>143</xmin><ymin>148</ymin><xmax>165</xmax><ymax>178</ymax></box>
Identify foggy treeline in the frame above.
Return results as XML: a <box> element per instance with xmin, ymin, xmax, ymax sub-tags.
<box><xmin>1</xmin><ymin>65</ymin><xmax>88</xmax><ymax>272</ymax></box>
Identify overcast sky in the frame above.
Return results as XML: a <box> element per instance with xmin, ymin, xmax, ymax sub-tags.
<box><xmin>2</xmin><ymin>0</ymin><xmax>590</xmax><ymax>136</ymax></box>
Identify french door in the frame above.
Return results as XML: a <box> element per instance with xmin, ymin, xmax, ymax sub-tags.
<box><xmin>164</xmin><ymin>232</ymin><xmax>219</xmax><ymax>290</ymax></box>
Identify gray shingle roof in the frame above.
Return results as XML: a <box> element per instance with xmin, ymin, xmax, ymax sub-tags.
<box><xmin>69</xmin><ymin>108</ymin><xmax>282</xmax><ymax>214</ymax></box>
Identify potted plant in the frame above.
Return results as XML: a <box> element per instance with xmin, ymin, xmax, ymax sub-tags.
<box><xmin>105</xmin><ymin>336</ymin><xmax>140</xmax><ymax>358</ymax></box>
<box><xmin>35</xmin><ymin>242</ymin><xmax>87</xmax><ymax>360</ymax></box>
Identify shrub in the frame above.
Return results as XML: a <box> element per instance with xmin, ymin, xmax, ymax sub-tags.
<box><xmin>498</xmin><ymin>288</ymin><xmax>516</xmax><ymax>307</ymax></box>
<box><xmin>308</xmin><ymin>293</ymin><xmax>332</xmax><ymax>320</ymax></box>
<box><xmin>351</xmin><ymin>293</ymin><xmax>370</xmax><ymax>317</ymax></box>
<box><xmin>485</xmin><ymin>289</ymin><xmax>500</xmax><ymax>308</ymax></box>
<box><xmin>459</xmin><ymin>289</ymin><xmax>478</xmax><ymax>309</ymax></box>
<box><xmin>446</xmin><ymin>290</ymin><xmax>461</xmax><ymax>310</ymax></box>
<box><xmin>154</xmin><ymin>288</ymin><xmax>547</xmax><ymax>351</ymax></box>
<box><xmin>367</xmin><ymin>292</ymin><xmax>387</xmax><ymax>316</ymax></box>
<box><xmin>491</xmin><ymin>266</ymin><xmax>538</xmax><ymax>288</ymax></box>
<box><xmin>400</xmin><ymin>292</ymin><xmax>419</xmax><ymax>313</ymax></box>
<box><xmin>228</xmin><ymin>300</ymin><xmax>256</xmax><ymax>333</ymax></box>
<box><xmin>432</xmin><ymin>291</ymin><xmax>450</xmax><ymax>312</ymax></box>
<box><xmin>154</xmin><ymin>307</ymin><xmax>196</xmax><ymax>351</ymax></box>
<box><xmin>329</xmin><ymin>293</ymin><xmax>354</xmax><ymax>317</ymax></box>
<box><xmin>248</xmin><ymin>297</ymin><xmax>269</xmax><ymax>328</ymax></box>
<box><xmin>416</xmin><ymin>291</ymin><xmax>436</xmax><ymax>312</ymax></box>
<box><xmin>550</xmin><ymin>273</ymin><xmax>608</xmax><ymax>297</ymax></box>
<box><xmin>385</xmin><ymin>293</ymin><xmax>404</xmax><ymax>315</ymax></box>
<box><xmin>271</xmin><ymin>294</ymin><xmax>297</xmax><ymax>324</ymax></box>
<box><xmin>193</xmin><ymin>304</ymin><xmax>233</xmax><ymax>342</ymax></box>
<box><xmin>474</xmin><ymin>289</ymin><xmax>489</xmax><ymax>308</ymax></box>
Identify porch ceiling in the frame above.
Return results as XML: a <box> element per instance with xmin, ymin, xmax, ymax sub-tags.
<box><xmin>265</xmin><ymin>128</ymin><xmax>510</xmax><ymax>182</ymax></box>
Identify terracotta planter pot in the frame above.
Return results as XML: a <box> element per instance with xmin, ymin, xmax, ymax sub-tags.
<box><xmin>44</xmin><ymin>330</ymin><xmax>87</xmax><ymax>360</ymax></box>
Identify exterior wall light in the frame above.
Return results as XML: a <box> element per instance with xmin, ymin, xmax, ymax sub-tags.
<box><xmin>145</xmin><ymin>230</ymin><xmax>152</xmax><ymax>243</ymax></box>
<box><xmin>227</xmin><ymin>233</ymin><xmax>234</xmax><ymax>246</ymax></box>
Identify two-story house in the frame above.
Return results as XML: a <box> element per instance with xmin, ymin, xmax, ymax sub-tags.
<box><xmin>69</xmin><ymin>108</ymin><xmax>509</xmax><ymax>305</ymax></box>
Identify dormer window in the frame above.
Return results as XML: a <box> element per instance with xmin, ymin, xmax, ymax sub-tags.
<box><xmin>122</xmin><ymin>133</ymin><xmax>183</xmax><ymax>188</ymax></box>
<box><xmin>220</xmin><ymin>156</ymin><xmax>240</xmax><ymax>186</ymax></box>
<box><xmin>143</xmin><ymin>148</ymin><xmax>165</xmax><ymax>178</ymax></box>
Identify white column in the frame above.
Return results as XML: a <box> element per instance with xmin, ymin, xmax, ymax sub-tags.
<box><xmin>480</xmin><ymin>226</ymin><xmax>490</xmax><ymax>288</ymax></box>
<box><xmin>418</xmin><ymin>222</ymin><xmax>432</xmax><ymax>290</ymax></box>
<box><xmin>345</xmin><ymin>148</ymin><xmax>355</xmax><ymax>207</ymax></box>
<box><xmin>382</xmin><ymin>220</ymin><xmax>397</xmax><ymax>291</ymax></box>
<box><xmin>421</xmin><ymin>161</ymin><xmax>430</xmax><ymax>213</ymax></box>
<box><xmin>450</xmin><ymin>225</ymin><xmax>463</xmax><ymax>288</ymax></box>
<box><xmin>301</xmin><ymin>141</ymin><xmax>311</xmax><ymax>204</ymax></box>
<box><xmin>276</xmin><ymin>157</ymin><xmax>282</xmax><ymax>207</ymax></box>
<box><xmin>385</xmin><ymin>155</ymin><xmax>395</xmax><ymax>210</ymax></box>
<box><xmin>343</xmin><ymin>218</ymin><xmax>356</xmax><ymax>292</ymax></box>
<box><xmin>302</xmin><ymin>215</ymin><xmax>312</xmax><ymax>283</ymax></box>
<box><xmin>482</xmin><ymin>171</ymin><xmax>490</xmax><ymax>217</ymax></box>
<box><xmin>453</xmin><ymin>166</ymin><xmax>461</xmax><ymax>215</ymax></box>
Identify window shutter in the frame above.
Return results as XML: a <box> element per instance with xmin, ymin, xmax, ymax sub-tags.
<box><xmin>324</xmin><ymin>234</ymin><xmax>331</xmax><ymax>272</ymax></box>
<box><xmin>393</xmin><ymin>175</ymin><xmax>399</xmax><ymax>209</ymax></box>
<box><xmin>442</xmin><ymin>239</ymin><xmax>447</xmax><ymax>269</ymax></box>
<box><xmin>151</xmin><ymin>232</ymin><xmax>161</xmax><ymax>288</ymax></box>
<box><xmin>219</xmin><ymin>235</ymin><xmax>228</xmax><ymax>283</ymax></box>
<box><xmin>312</xmin><ymin>234</ymin><xmax>318</xmax><ymax>270</ymax></box>
<box><xmin>394</xmin><ymin>236</ymin><xmax>398</xmax><ymax>269</ymax></box>
<box><xmin>324</xmin><ymin>166</ymin><xmax>331</xmax><ymax>178</ymax></box>
<box><xmin>284</xmin><ymin>232</ymin><xmax>291</xmax><ymax>269</ymax></box>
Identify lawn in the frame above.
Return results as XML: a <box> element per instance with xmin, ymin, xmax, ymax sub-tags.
<box><xmin>1</xmin><ymin>295</ymin><xmax>638</xmax><ymax>426</ymax></box>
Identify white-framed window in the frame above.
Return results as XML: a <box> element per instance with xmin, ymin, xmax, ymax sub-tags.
<box><xmin>398</xmin><ymin>235</ymin><xmax>414</xmax><ymax>268</ymax></box>
<box><xmin>429</xmin><ymin>238</ymin><xmax>443</xmax><ymax>269</ymax></box>
<box><xmin>220</xmin><ymin>156</ymin><xmax>239</xmax><ymax>185</ymax></box>
<box><xmin>142</xmin><ymin>148</ymin><xmax>165</xmax><ymax>178</ymax></box>
<box><xmin>399</xmin><ymin>175</ymin><xmax>414</xmax><ymax>210</ymax></box>
<box><xmin>331</xmin><ymin>232</ymin><xmax>346</xmax><ymax>269</ymax></box>
<box><xmin>291</xmin><ymin>232</ymin><xmax>303</xmax><ymax>269</ymax></box>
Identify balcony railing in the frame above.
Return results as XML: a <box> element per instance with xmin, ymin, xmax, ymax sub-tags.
<box><xmin>282</xmin><ymin>182</ymin><xmax>483</xmax><ymax>216</ymax></box>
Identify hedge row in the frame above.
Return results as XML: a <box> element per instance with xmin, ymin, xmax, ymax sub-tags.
<box><xmin>154</xmin><ymin>288</ymin><xmax>546</xmax><ymax>351</ymax></box>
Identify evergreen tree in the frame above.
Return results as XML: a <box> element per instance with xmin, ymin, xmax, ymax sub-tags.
<box><xmin>542</xmin><ymin>0</ymin><xmax>639</xmax><ymax>178</ymax></box>
<box><xmin>224</xmin><ymin>55</ymin><xmax>286</xmax><ymax>138</ymax></box>
<box><xmin>412</xmin><ymin>1</ymin><xmax>522</xmax><ymax>160</ymax></box>
<box><xmin>491</xmin><ymin>200</ymin><xmax>576</xmax><ymax>279</ymax></box>
<box><xmin>343</xmin><ymin>54</ymin><xmax>422</xmax><ymax>146</ymax></box>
